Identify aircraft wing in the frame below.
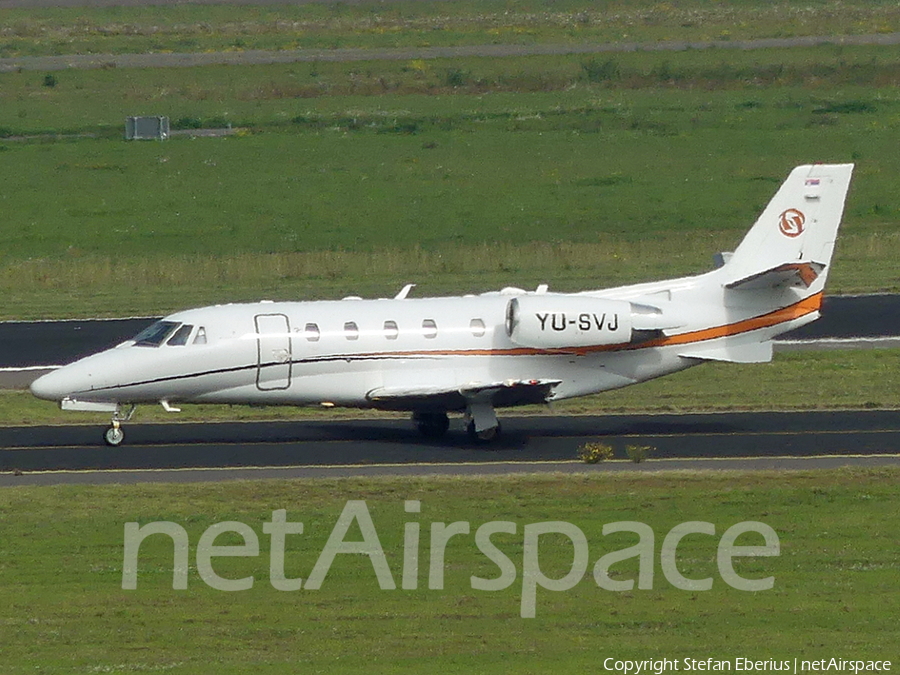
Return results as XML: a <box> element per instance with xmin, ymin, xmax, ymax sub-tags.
<box><xmin>366</xmin><ymin>378</ymin><xmax>562</xmax><ymax>411</ymax></box>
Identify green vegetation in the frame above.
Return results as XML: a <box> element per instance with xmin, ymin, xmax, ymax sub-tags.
<box><xmin>1</xmin><ymin>67</ymin><xmax>900</xmax><ymax>318</ymax></box>
<box><xmin>1</xmin><ymin>470</ymin><xmax>897</xmax><ymax>673</ymax></box>
<box><xmin>4</xmin><ymin>350</ymin><xmax>898</xmax><ymax>425</ymax></box>
<box><xmin>1</xmin><ymin>0</ymin><xmax>899</xmax><ymax>58</ymax></box>
<box><xmin>6</xmin><ymin>45</ymin><xmax>900</xmax><ymax>136</ymax></box>
<box><xmin>1</xmin><ymin>19</ymin><xmax>900</xmax><ymax>319</ymax></box>
<box><xmin>625</xmin><ymin>443</ymin><xmax>653</xmax><ymax>463</ymax></box>
<box><xmin>577</xmin><ymin>441</ymin><xmax>615</xmax><ymax>463</ymax></box>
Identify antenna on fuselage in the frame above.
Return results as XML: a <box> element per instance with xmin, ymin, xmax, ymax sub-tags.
<box><xmin>394</xmin><ymin>283</ymin><xmax>416</xmax><ymax>300</ymax></box>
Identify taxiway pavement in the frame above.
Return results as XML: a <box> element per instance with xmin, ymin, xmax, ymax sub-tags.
<box><xmin>2</xmin><ymin>410</ymin><xmax>898</xmax><ymax>485</ymax></box>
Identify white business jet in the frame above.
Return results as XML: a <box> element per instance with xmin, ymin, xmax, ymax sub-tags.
<box><xmin>31</xmin><ymin>164</ymin><xmax>853</xmax><ymax>446</ymax></box>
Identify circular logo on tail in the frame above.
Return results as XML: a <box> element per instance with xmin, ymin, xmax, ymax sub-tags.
<box><xmin>778</xmin><ymin>208</ymin><xmax>805</xmax><ymax>238</ymax></box>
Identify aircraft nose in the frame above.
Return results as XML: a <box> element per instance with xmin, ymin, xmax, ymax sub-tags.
<box><xmin>30</xmin><ymin>367</ymin><xmax>76</xmax><ymax>401</ymax></box>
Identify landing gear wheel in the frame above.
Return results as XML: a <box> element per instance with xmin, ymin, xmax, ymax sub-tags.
<box><xmin>467</xmin><ymin>420</ymin><xmax>501</xmax><ymax>444</ymax></box>
<box><xmin>104</xmin><ymin>425</ymin><xmax>125</xmax><ymax>447</ymax></box>
<box><xmin>413</xmin><ymin>411</ymin><xmax>450</xmax><ymax>439</ymax></box>
<box><xmin>104</xmin><ymin>404</ymin><xmax>135</xmax><ymax>447</ymax></box>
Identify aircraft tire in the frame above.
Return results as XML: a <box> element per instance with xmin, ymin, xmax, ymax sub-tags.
<box><xmin>413</xmin><ymin>412</ymin><xmax>450</xmax><ymax>438</ymax></box>
<box><xmin>466</xmin><ymin>420</ymin><xmax>501</xmax><ymax>444</ymax></box>
<box><xmin>104</xmin><ymin>426</ymin><xmax>125</xmax><ymax>447</ymax></box>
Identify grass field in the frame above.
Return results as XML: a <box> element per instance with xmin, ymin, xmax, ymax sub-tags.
<box><xmin>2</xmin><ymin>73</ymin><xmax>900</xmax><ymax>317</ymax></box>
<box><xmin>2</xmin><ymin>0</ymin><xmax>899</xmax><ymax>58</ymax></box>
<box><xmin>0</xmin><ymin>5</ymin><xmax>896</xmax><ymax>380</ymax></box>
<box><xmin>1</xmin><ymin>469</ymin><xmax>898</xmax><ymax>673</ymax></box>
<box><xmin>2</xmin><ymin>15</ymin><xmax>900</xmax><ymax>318</ymax></box>
<box><xmin>7</xmin><ymin>44</ymin><xmax>900</xmax><ymax>136</ymax></box>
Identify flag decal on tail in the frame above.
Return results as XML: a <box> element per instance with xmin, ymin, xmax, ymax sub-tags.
<box><xmin>778</xmin><ymin>208</ymin><xmax>805</xmax><ymax>237</ymax></box>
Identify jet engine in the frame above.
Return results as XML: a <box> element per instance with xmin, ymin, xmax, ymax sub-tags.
<box><xmin>506</xmin><ymin>295</ymin><xmax>635</xmax><ymax>349</ymax></box>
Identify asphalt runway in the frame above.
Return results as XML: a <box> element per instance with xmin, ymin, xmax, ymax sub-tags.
<box><xmin>2</xmin><ymin>410</ymin><xmax>898</xmax><ymax>485</ymax></box>
<box><xmin>0</xmin><ymin>317</ymin><xmax>154</xmax><ymax>369</ymax></box>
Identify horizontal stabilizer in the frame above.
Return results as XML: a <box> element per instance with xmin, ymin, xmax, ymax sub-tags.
<box><xmin>726</xmin><ymin>261</ymin><xmax>826</xmax><ymax>291</ymax></box>
<box><xmin>678</xmin><ymin>340</ymin><xmax>773</xmax><ymax>364</ymax></box>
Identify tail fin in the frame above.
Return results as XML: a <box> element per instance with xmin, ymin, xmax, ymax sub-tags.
<box><xmin>722</xmin><ymin>164</ymin><xmax>854</xmax><ymax>293</ymax></box>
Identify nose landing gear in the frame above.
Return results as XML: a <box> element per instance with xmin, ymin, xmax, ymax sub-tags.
<box><xmin>104</xmin><ymin>423</ymin><xmax>124</xmax><ymax>447</ymax></box>
<box><xmin>104</xmin><ymin>405</ymin><xmax>136</xmax><ymax>447</ymax></box>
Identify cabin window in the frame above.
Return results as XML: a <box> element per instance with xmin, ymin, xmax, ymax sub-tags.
<box><xmin>344</xmin><ymin>321</ymin><xmax>359</xmax><ymax>340</ymax></box>
<box><xmin>383</xmin><ymin>320</ymin><xmax>399</xmax><ymax>340</ymax></box>
<box><xmin>305</xmin><ymin>323</ymin><xmax>320</xmax><ymax>342</ymax></box>
<box><xmin>422</xmin><ymin>319</ymin><xmax>438</xmax><ymax>339</ymax></box>
<box><xmin>470</xmin><ymin>318</ymin><xmax>486</xmax><ymax>337</ymax></box>
<box><xmin>193</xmin><ymin>327</ymin><xmax>207</xmax><ymax>345</ymax></box>
<box><xmin>132</xmin><ymin>320</ymin><xmax>179</xmax><ymax>347</ymax></box>
<box><xmin>166</xmin><ymin>324</ymin><xmax>194</xmax><ymax>346</ymax></box>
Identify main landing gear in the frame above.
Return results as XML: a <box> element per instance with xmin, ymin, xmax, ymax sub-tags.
<box><xmin>464</xmin><ymin>400</ymin><xmax>501</xmax><ymax>443</ymax></box>
<box><xmin>466</xmin><ymin>419</ymin><xmax>501</xmax><ymax>443</ymax></box>
<box><xmin>411</xmin><ymin>402</ymin><xmax>502</xmax><ymax>444</ymax></box>
<box><xmin>104</xmin><ymin>405</ymin><xmax>136</xmax><ymax>447</ymax></box>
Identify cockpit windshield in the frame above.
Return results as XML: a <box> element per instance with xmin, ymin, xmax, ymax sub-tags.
<box><xmin>166</xmin><ymin>324</ymin><xmax>194</xmax><ymax>346</ymax></box>
<box><xmin>132</xmin><ymin>320</ymin><xmax>179</xmax><ymax>347</ymax></box>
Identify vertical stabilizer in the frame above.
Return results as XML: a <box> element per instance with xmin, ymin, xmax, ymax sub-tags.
<box><xmin>723</xmin><ymin>164</ymin><xmax>854</xmax><ymax>293</ymax></box>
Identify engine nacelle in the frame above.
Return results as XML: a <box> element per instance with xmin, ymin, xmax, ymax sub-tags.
<box><xmin>506</xmin><ymin>295</ymin><xmax>633</xmax><ymax>349</ymax></box>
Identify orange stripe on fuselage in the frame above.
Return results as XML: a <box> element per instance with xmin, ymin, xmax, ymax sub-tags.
<box><xmin>612</xmin><ymin>291</ymin><xmax>824</xmax><ymax>353</ymax></box>
<box><xmin>320</xmin><ymin>292</ymin><xmax>823</xmax><ymax>361</ymax></box>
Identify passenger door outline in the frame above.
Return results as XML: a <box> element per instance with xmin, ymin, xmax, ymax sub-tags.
<box><xmin>254</xmin><ymin>313</ymin><xmax>292</xmax><ymax>391</ymax></box>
